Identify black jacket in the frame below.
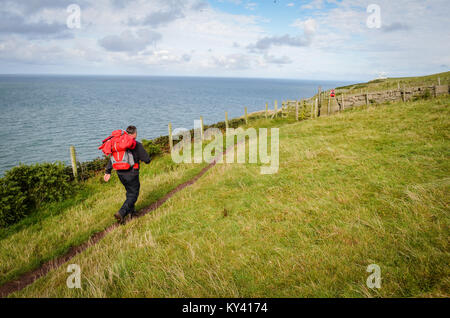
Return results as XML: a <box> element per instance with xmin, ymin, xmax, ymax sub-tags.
<box><xmin>105</xmin><ymin>141</ymin><xmax>151</xmax><ymax>174</ymax></box>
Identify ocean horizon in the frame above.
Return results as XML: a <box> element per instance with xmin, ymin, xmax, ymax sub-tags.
<box><xmin>0</xmin><ymin>75</ymin><xmax>351</xmax><ymax>175</ymax></box>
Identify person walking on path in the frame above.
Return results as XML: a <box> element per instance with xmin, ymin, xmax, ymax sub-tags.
<box><xmin>104</xmin><ymin>125</ymin><xmax>151</xmax><ymax>224</ymax></box>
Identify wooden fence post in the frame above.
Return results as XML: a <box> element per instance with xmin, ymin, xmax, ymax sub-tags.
<box><xmin>70</xmin><ymin>145</ymin><xmax>78</xmax><ymax>179</ymax></box>
<box><xmin>296</xmin><ymin>100</ymin><xmax>299</xmax><ymax>121</ymax></box>
<box><xmin>168</xmin><ymin>123</ymin><xmax>173</xmax><ymax>153</ymax></box>
<box><xmin>317</xmin><ymin>86</ymin><xmax>322</xmax><ymax>117</ymax></box>
<box><xmin>366</xmin><ymin>90</ymin><xmax>369</xmax><ymax>106</ymax></box>
<box><xmin>225</xmin><ymin>112</ymin><xmax>229</xmax><ymax>131</ymax></box>
<box><xmin>265</xmin><ymin>103</ymin><xmax>268</xmax><ymax>119</ymax></box>
<box><xmin>200</xmin><ymin>116</ymin><xmax>204</xmax><ymax>140</ymax></box>
<box><xmin>274</xmin><ymin>100</ymin><xmax>278</xmax><ymax>118</ymax></box>
<box><xmin>402</xmin><ymin>85</ymin><xmax>406</xmax><ymax>102</ymax></box>
<box><xmin>244</xmin><ymin>107</ymin><xmax>248</xmax><ymax>124</ymax></box>
<box><xmin>323</xmin><ymin>92</ymin><xmax>326</xmax><ymax>112</ymax></box>
<box><xmin>316</xmin><ymin>98</ymin><xmax>318</xmax><ymax>117</ymax></box>
<box><xmin>302</xmin><ymin>99</ymin><xmax>306</xmax><ymax>120</ymax></box>
<box><xmin>328</xmin><ymin>95</ymin><xmax>331</xmax><ymax>115</ymax></box>
<box><xmin>438</xmin><ymin>77</ymin><xmax>441</xmax><ymax>86</ymax></box>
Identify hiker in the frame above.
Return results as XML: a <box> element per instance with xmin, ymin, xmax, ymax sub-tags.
<box><xmin>103</xmin><ymin>125</ymin><xmax>151</xmax><ymax>224</ymax></box>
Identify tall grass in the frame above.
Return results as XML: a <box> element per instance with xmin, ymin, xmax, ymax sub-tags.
<box><xmin>7</xmin><ymin>96</ymin><xmax>449</xmax><ymax>297</ymax></box>
<box><xmin>0</xmin><ymin>155</ymin><xmax>207</xmax><ymax>286</ymax></box>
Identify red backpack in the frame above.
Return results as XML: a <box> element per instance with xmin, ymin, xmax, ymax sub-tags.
<box><xmin>99</xmin><ymin>130</ymin><xmax>137</xmax><ymax>170</ymax></box>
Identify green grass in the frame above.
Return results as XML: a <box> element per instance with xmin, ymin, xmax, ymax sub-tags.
<box><xmin>7</xmin><ymin>95</ymin><xmax>449</xmax><ymax>297</ymax></box>
<box><xmin>335</xmin><ymin>71</ymin><xmax>450</xmax><ymax>94</ymax></box>
<box><xmin>0</xmin><ymin>155</ymin><xmax>208</xmax><ymax>286</ymax></box>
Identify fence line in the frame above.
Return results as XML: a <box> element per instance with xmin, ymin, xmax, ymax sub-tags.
<box><xmin>71</xmin><ymin>81</ymin><xmax>449</xmax><ymax>161</ymax></box>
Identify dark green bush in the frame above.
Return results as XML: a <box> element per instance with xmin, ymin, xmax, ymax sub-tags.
<box><xmin>412</xmin><ymin>89</ymin><xmax>432</xmax><ymax>101</ymax></box>
<box><xmin>77</xmin><ymin>156</ymin><xmax>109</xmax><ymax>181</ymax></box>
<box><xmin>152</xmin><ymin>135</ymin><xmax>170</xmax><ymax>152</ymax></box>
<box><xmin>0</xmin><ymin>162</ymin><xmax>73</xmax><ymax>228</ymax></box>
<box><xmin>141</xmin><ymin>139</ymin><xmax>163</xmax><ymax>157</ymax></box>
<box><xmin>422</xmin><ymin>89</ymin><xmax>432</xmax><ymax>99</ymax></box>
<box><xmin>212</xmin><ymin>121</ymin><xmax>226</xmax><ymax>130</ymax></box>
<box><xmin>0</xmin><ymin>177</ymin><xmax>28</xmax><ymax>227</ymax></box>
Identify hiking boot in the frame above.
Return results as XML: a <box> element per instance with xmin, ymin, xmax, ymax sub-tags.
<box><xmin>130</xmin><ymin>210</ymin><xmax>138</xmax><ymax>219</ymax></box>
<box><xmin>114</xmin><ymin>212</ymin><xmax>125</xmax><ymax>225</ymax></box>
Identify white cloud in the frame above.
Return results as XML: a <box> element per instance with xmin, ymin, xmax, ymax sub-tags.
<box><xmin>0</xmin><ymin>0</ymin><xmax>448</xmax><ymax>80</ymax></box>
<box><xmin>263</xmin><ymin>54</ymin><xmax>292</xmax><ymax>65</ymax></box>
<box><xmin>98</xmin><ymin>29</ymin><xmax>162</xmax><ymax>52</ymax></box>
<box><xmin>210</xmin><ymin>53</ymin><xmax>252</xmax><ymax>70</ymax></box>
<box><xmin>301</xmin><ymin>0</ymin><xmax>324</xmax><ymax>10</ymax></box>
<box><xmin>245</xmin><ymin>2</ymin><xmax>258</xmax><ymax>11</ymax></box>
<box><xmin>291</xmin><ymin>18</ymin><xmax>317</xmax><ymax>36</ymax></box>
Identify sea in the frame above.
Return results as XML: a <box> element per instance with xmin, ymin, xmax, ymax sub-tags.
<box><xmin>0</xmin><ymin>75</ymin><xmax>350</xmax><ymax>175</ymax></box>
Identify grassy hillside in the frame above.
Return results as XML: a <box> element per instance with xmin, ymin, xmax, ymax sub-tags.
<box><xmin>335</xmin><ymin>71</ymin><xmax>450</xmax><ymax>93</ymax></box>
<box><xmin>8</xmin><ymin>95</ymin><xmax>449</xmax><ymax>297</ymax></box>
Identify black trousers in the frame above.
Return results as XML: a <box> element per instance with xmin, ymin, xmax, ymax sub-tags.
<box><xmin>117</xmin><ymin>170</ymin><xmax>140</xmax><ymax>217</ymax></box>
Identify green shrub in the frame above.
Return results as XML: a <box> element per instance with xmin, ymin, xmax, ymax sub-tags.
<box><xmin>77</xmin><ymin>156</ymin><xmax>109</xmax><ymax>181</ymax></box>
<box><xmin>0</xmin><ymin>177</ymin><xmax>29</xmax><ymax>227</ymax></box>
<box><xmin>422</xmin><ymin>89</ymin><xmax>432</xmax><ymax>99</ymax></box>
<box><xmin>412</xmin><ymin>89</ymin><xmax>432</xmax><ymax>101</ymax></box>
<box><xmin>152</xmin><ymin>135</ymin><xmax>170</xmax><ymax>152</ymax></box>
<box><xmin>212</xmin><ymin>121</ymin><xmax>226</xmax><ymax>130</ymax></box>
<box><xmin>141</xmin><ymin>139</ymin><xmax>163</xmax><ymax>157</ymax></box>
<box><xmin>229</xmin><ymin>118</ymin><xmax>246</xmax><ymax>128</ymax></box>
<box><xmin>0</xmin><ymin>162</ymin><xmax>73</xmax><ymax>228</ymax></box>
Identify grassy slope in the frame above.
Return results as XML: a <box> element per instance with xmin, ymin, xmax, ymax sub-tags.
<box><xmin>0</xmin><ymin>155</ymin><xmax>207</xmax><ymax>285</ymax></box>
<box><xmin>11</xmin><ymin>96</ymin><xmax>449</xmax><ymax>297</ymax></box>
<box><xmin>335</xmin><ymin>71</ymin><xmax>450</xmax><ymax>93</ymax></box>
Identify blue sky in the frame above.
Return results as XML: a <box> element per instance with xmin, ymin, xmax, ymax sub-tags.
<box><xmin>210</xmin><ymin>0</ymin><xmax>339</xmax><ymax>33</ymax></box>
<box><xmin>0</xmin><ymin>0</ymin><xmax>448</xmax><ymax>81</ymax></box>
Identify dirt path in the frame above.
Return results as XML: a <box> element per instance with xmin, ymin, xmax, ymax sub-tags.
<box><xmin>0</xmin><ymin>161</ymin><xmax>216</xmax><ymax>298</ymax></box>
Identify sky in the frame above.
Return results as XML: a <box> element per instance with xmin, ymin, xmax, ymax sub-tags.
<box><xmin>0</xmin><ymin>0</ymin><xmax>449</xmax><ymax>81</ymax></box>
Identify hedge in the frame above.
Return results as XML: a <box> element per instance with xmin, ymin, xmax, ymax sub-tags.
<box><xmin>0</xmin><ymin>162</ymin><xmax>73</xmax><ymax>228</ymax></box>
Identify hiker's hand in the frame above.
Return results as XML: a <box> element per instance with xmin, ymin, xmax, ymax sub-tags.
<box><xmin>104</xmin><ymin>174</ymin><xmax>111</xmax><ymax>182</ymax></box>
